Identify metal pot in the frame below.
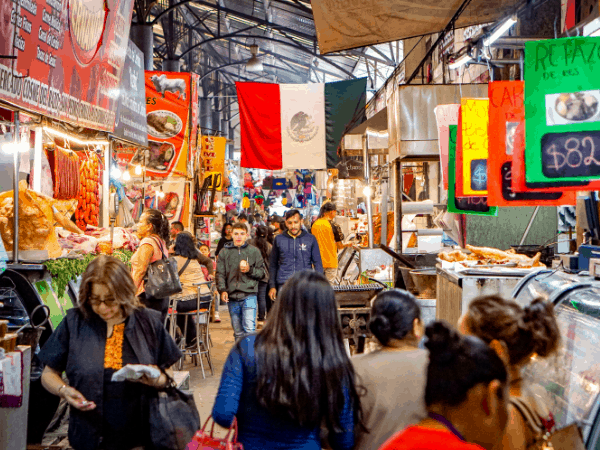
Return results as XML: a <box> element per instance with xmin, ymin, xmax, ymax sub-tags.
<box><xmin>399</xmin><ymin>267</ymin><xmax>418</xmax><ymax>294</ymax></box>
<box><xmin>16</xmin><ymin>304</ymin><xmax>50</xmax><ymax>350</ymax></box>
<box><xmin>409</xmin><ymin>268</ymin><xmax>437</xmax><ymax>298</ymax></box>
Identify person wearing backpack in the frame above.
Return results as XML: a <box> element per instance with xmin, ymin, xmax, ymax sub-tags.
<box><xmin>131</xmin><ymin>209</ymin><xmax>172</xmax><ymax>323</ymax></box>
<box><xmin>216</xmin><ymin>222</ymin><xmax>265</xmax><ymax>340</ymax></box>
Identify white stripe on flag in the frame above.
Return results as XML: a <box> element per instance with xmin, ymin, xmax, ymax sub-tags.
<box><xmin>280</xmin><ymin>84</ymin><xmax>327</xmax><ymax>169</ymax></box>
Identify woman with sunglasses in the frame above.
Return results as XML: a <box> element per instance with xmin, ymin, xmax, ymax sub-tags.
<box><xmin>39</xmin><ymin>256</ymin><xmax>182</xmax><ymax>450</ymax></box>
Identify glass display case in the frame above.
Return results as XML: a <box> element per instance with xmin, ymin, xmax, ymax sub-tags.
<box><xmin>513</xmin><ymin>271</ymin><xmax>600</xmax><ymax>448</ymax></box>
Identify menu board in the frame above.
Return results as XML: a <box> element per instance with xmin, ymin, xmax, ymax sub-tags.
<box><xmin>525</xmin><ymin>37</ymin><xmax>600</xmax><ymax>183</ymax></box>
<box><xmin>448</xmin><ymin>125</ymin><xmax>498</xmax><ymax>216</ymax></box>
<box><xmin>461</xmin><ymin>99</ymin><xmax>489</xmax><ymax>196</ymax></box>
<box><xmin>0</xmin><ymin>0</ymin><xmax>134</xmax><ymax>131</ymax></box>
<box><xmin>487</xmin><ymin>81</ymin><xmax>576</xmax><ymax>206</ymax></box>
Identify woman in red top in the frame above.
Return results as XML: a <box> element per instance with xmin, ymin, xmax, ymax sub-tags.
<box><xmin>380</xmin><ymin>322</ymin><xmax>509</xmax><ymax>450</ymax></box>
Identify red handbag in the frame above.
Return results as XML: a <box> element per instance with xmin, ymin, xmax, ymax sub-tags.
<box><xmin>187</xmin><ymin>416</ymin><xmax>244</xmax><ymax>450</ymax></box>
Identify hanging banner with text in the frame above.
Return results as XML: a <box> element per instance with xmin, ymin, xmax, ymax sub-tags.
<box><xmin>113</xmin><ymin>39</ymin><xmax>148</xmax><ymax>147</ymax></box>
<box><xmin>0</xmin><ymin>0</ymin><xmax>134</xmax><ymax>131</ymax></box>
<box><xmin>488</xmin><ymin>81</ymin><xmax>576</xmax><ymax>206</ymax></box>
<box><xmin>131</xmin><ymin>71</ymin><xmax>190</xmax><ymax>179</ymax></box>
<box><xmin>461</xmin><ymin>98</ymin><xmax>489</xmax><ymax>196</ymax></box>
<box><xmin>448</xmin><ymin>125</ymin><xmax>497</xmax><ymax>216</ymax></box>
<box><xmin>525</xmin><ymin>37</ymin><xmax>600</xmax><ymax>184</ymax></box>
<box><xmin>201</xmin><ymin>135</ymin><xmax>227</xmax><ymax>191</ymax></box>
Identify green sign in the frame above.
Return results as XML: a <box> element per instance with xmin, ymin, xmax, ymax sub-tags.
<box><xmin>525</xmin><ymin>37</ymin><xmax>600</xmax><ymax>183</ymax></box>
<box><xmin>448</xmin><ymin>125</ymin><xmax>498</xmax><ymax>216</ymax></box>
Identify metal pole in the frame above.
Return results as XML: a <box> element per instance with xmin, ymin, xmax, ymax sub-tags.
<box><xmin>12</xmin><ymin>116</ymin><xmax>19</xmax><ymax>263</ymax></box>
<box><xmin>519</xmin><ymin>206</ymin><xmax>540</xmax><ymax>246</ymax></box>
<box><xmin>363</xmin><ymin>134</ymin><xmax>374</xmax><ymax>249</ymax></box>
<box><xmin>395</xmin><ymin>159</ymin><xmax>403</xmax><ymax>253</ymax></box>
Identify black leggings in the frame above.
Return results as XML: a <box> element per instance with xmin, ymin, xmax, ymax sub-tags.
<box><xmin>138</xmin><ymin>292</ymin><xmax>169</xmax><ymax>325</ymax></box>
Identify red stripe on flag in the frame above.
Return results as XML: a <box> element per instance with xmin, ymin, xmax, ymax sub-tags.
<box><xmin>236</xmin><ymin>82</ymin><xmax>283</xmax><ymax>170</ymax></box>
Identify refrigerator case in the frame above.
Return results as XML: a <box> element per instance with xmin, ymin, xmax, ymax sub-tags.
<box><xmin>513</xmin><ymin>272</ymin><xmax>600</xmax><ymax>447</ymax></box>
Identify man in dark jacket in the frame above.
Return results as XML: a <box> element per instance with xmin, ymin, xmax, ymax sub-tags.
<box><xmin>217</xmin><ymin>222</ymin><xmax>265</xmax><ymax>339</ymax></box>
<box><xmin>268</xmin><ymin>209</ymin><xmax>324</xmax><ymax>301</ymax></box>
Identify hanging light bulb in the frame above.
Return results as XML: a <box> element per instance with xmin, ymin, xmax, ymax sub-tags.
<box><xmin>111</xmin><ymin>166</ymin><xmax>122</xmax><ymax>179</ymax></box>
<box><xmin>363</xmin><ymin>186</ymin><xmax>373</xmax><ymax>197</ymax></box>
<box><xmin>157</xmin><ymin>187</ymin><xmax>165</xmax><ymax>198</ymax></box>
<box><xmin>3</xmin><ymin>139</ymin><xmax>29</xmax><ymax>154</ymax></box>
<box><xmin>135</xmin><ymin>165</ymin><xmax>142</xmax><ymax>175</ymax></box>
<box><xmin>246</xmin><ymin>45</ymin><xmax>263</xmax><ymax>72</ymax></box>
<box><xmin>122</xmin><ymin>170</ymin><xmax>131</xmax><ymax>181</ymax></box>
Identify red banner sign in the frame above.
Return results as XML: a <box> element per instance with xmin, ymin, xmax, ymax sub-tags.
<box><xmin>488</xmin><ymin>81</ymin><xmax>576</xmax><ymax>206</ymax></box>
<box><xmin>131</xmin><ymin>71</ymin><xmax>191</xmax><ymax>179</ymax></box>
<box><xmin>0</xmin><ymin>0</ymin><xmax>134</xmax><ymax>131</ymax></box>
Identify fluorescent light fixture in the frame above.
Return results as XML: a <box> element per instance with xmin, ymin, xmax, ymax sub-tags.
<box><xmin>135</xmin><ymin>165</ymin><xmax>143</xmax><ymax>175</ymax></box>
<box><xmin>584</xmin><ymin>17</ymin><xmax>600</xmax><ymax>36</ymax></box>
<box><xmin>363</xmin><ymin>186</ymin><xmax>373</xmax><ymax>197</ymax></box>
<box><xmin>43</xmin><ymin>126</ymin><xmax>108</xmax><ymax>146</ymax></box>
<box><xmin>448</xmin><ymin>54</ymin><xmax>473</xmax><ymax>69</ymax></box>
<box><xmin>246</xmin><ymin>45</ymin><xmax>263</xmax><ymax>72</ymax></box>
<box><xmin>3</xmin><ymin>139</ymin><xmax>29</xmax><ymax>154</ymax></box>
<box><xmin>122</xmin><ymin>170</ymin><xmax>131</xmax><ymax>181</ymax></box>
<box><xmin>483</xmin><ymin>15</ymin><xmax>518</xmax><ymax>47</ymax></box>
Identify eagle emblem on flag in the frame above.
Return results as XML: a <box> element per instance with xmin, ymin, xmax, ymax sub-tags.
<box><xmin>287</xmin><ymin>111</ymin><xmax>319</xmax><ymax>143</ymax></box>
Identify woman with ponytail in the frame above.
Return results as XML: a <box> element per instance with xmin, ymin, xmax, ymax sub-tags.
<box><xmin>352</xmin><ymin>290</ymin><xmax>427</xmax><ymax>449</ymax></box>
<box><xmin>460</xmin><ymin>295</ymin><xmax>560</xmax><ymax>450</ymax></box>
<box><xmin>131</xmin><ymin>209</ymin><xmax>171</xmax><ymax>322</ymax></box>
<box><xmin>381</xmin><ymin>321</ymin><xmax>509</xmax><ymax>450</ymax></box>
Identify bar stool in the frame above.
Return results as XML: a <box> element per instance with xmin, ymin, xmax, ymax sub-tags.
<box><xmin>164</xmin><ymin>282</ymin><xmax>214</xmax><ymax>378</ymax></box>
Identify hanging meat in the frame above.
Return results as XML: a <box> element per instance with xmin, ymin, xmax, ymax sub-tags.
<box><xmin>48</xmin><ymin>146</ymin><xmax>81</xmax><ymax>200</ymax></box>
<box><xmin>75</xmin><ymin>153</ymin><xmax>101</xmax><ymax>230</ymax></box>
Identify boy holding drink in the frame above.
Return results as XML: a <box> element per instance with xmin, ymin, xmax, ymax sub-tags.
<box><xmin>216</xmin><ymin>222</ymin><xmax>265</xmax><ymax>339</ymax></box>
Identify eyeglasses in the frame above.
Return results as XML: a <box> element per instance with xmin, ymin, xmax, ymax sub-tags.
<box><xmin>90</xmin><ymin>298</ymin><xmax>118</xmax><ymax>307</ymax></box>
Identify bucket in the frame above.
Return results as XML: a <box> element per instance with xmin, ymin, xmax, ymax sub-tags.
<box><xmin>416</xmin><ymin>299</ymin><xmax>437</xmax><ymax>325</ymax></box>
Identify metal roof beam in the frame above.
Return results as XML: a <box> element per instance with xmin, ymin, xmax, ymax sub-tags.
<box><xmin>150</xmin><ymin>0</ymin><xmax>317</xmax><ymax>43</ymax></box>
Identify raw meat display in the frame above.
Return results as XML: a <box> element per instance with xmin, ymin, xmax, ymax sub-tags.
<box><xmin>47</xmin><ymin>146</ymin><xmax>81</xmax><ymax>200</ymax></box>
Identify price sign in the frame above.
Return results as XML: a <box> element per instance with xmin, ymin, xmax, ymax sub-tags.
<box><xmin>525</xmin><ymin>36</ymin><xmax>600</xmax><ymax>183</ymax></box>
<box><xmin>205</xmin><ymin>172</ymin><xmax>223</xmax><ymax>190</ymax></box>
<box><xmin>448</xmin><ymin>125</ymin><xmax>498</xmax><ymax>216</ymax></box>
<box><xmin>461</xmin><ymin>98</ymin><xmax>489</xmax><ymax>196</ymax></box>
<box><xmin>487</xmin><ymin>80</ymin><xmax>576</xmax><ymax>206</ymax></box>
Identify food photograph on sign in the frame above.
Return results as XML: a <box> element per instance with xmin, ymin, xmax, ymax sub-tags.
<box><xmin>546</xmin><ymin>90</ymin><xmax>600</xmax><ymax>126</ymax></box>
<box><xmin>147</xmin><ymin>110</ymin><xmax>184</xmax><ymax>139</ymax></box>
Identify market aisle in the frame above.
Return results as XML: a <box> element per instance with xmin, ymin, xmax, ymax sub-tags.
<box><xmin>185</xmin><ymin>305</ymin><xmax>235</xmax><ymax>428</ymax></box>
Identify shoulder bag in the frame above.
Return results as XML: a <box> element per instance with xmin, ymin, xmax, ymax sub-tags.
<box><xmin>187</xmin><ymin>416</ymin><xmax>244</xmax><ymax>450</ymax></box>
<box><xmin>148</xmin><ymin>373</ymin><xmax>201</xmax><ymax>450</ymax></box>
<box><xmin>510</xmin><ymin>397</ymin><xmax>585</xmax><ymax>450</ymax></box>
<box><xmin>144</xmin><ymin>237</ymin><xmax>183</xmax><ymax>299</ymax></box>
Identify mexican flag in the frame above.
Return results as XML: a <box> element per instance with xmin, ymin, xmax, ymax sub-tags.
<box><xmin>236</xmin><ymin>79</ymin><xmax>367</xmax><ymax>170</ymax></box>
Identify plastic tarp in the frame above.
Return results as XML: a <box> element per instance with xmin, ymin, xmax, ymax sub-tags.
<box><xmin>312</xmin><ymin>0</ymin><xmax>521</xmax><ymax>54</ymax></box>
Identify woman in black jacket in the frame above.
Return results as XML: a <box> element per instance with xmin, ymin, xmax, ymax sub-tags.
<box><xmin>215</xmin><ymin>222</ymin><xmax>233</xmax><ymax>257</ymax></box>
<box><xmin>249</xmin><ymin>225</ymin><xmax>272</xmax><ymax>322</ymax></box>
<box><xmin>39</xmin><ymin>256</ymin><xmax>182</xmax><ymax>450</ymax></box>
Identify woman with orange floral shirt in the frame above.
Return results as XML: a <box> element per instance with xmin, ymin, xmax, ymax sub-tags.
<box><xmin>39</xmin><ymin>256</ymin><xmax>182</xmax><ymax>450</ymax></box>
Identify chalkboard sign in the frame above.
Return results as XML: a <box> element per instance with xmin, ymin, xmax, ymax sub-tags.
<box><xmin>470</xmin><ymin>159</ymin><xmax>488</xmax><ymax>191</ymax></box>
<box><xmin>448</xmin><ymin>125</ymin><xmax>498</xmax><ymax>216</ymax></box>
<box><xmin>541</xmin><ymin>130</ymin><xmax>600</xmax><ymax>178</ymax></box>
<box><xmin>501</xmin><ymin>162</ymin><xmax>563</xmax><ymax>201</ymax></box>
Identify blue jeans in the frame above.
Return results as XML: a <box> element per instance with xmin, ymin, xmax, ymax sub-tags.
<box><xmin>227</xmin><ymin>295</ymin><xmax>257</xmax><ymax>340</ymax></box>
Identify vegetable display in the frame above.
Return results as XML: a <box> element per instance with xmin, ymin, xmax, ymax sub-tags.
<box><xmin>43</xmin><ymin>250</ymin><xmax>133</xmax><ymax>298</ymax></box>
<box><xmin>75</xmin><ymin>154</ymin><xmax>102</xmax><ymax>229</ymax></box>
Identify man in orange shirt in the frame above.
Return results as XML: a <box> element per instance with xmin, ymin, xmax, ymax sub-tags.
<box><xmin>311</xmin><ymin>202</ymin><xmax>351</xmax><ymax>283</ymax></box>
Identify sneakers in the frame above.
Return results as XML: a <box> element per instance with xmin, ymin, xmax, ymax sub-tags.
<box><xmin>212</xmin><ymin>312</ymin><xmax>221</xmax><ymax>323</ymax></box>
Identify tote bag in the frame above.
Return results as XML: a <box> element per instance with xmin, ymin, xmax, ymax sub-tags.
<box><xmin>144</xmin><ymin>237</ymin><xmax>183</xmax><ymax>299</ymax></box>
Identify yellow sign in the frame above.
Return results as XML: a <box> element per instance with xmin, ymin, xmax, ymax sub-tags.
<box><xmin>201</xmin><ymin>136</ymin><xmax>227</xmax><ymax>191</ymax></box>
<box><xmin>461</xmin><ymin>98</ymin><xmax>489</xmax><ymax>196</ymax></box>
